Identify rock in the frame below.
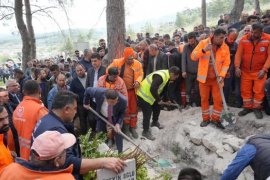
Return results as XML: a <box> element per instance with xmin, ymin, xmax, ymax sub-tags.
<box><xmin>188</xmin><ymin>121</ymin><xmax>197</xmax><ymax>126</ymax></box>
<box><xmin>189</xmin><ymin>129</ymin><xmax>207</xmax><ymax>145</ymax></box>
<box><xmin>97</xmin><ymin>143</ymin><xmax>110</xmax><ymax>153</ymax></box>
<box><xmin>151</xmin><ymin>126</ymin><xmax>159</xmax><ymax>136</ymax></box>
<box><xmin>223</xmin><ymin>144</ymin><xmax>234</xmax><ymax>153</ymax></box>
<box><xmin>222</xmin><ymin>137</ymin><xmax>244</xmax><ymax>151</ymax></box>
<box><xmin>183</xmin><ymin>126</ymin><xmax>191</xmax><ymax>135</ymax></box>
<box><xmin>202</xmin><ymin>134</ymin><xmax>222</xmax><ymax>152</ymax></box>
<box><xmin>213</xmin><ymin>156</ymin><xmax>234</xmax><ymax>174</ymax></box>
<box><xmin>216</xmin><ymin>148</ymin><xmax>233</xmax><ymax>159</ymax></box>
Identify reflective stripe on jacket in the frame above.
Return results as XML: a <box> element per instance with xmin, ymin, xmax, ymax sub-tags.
<box><xmin>191</xmin><ymin>37</ymin><xmax>230</xmax><ymax>83</ymax></box>
<box><xmin>136</xmin><ymin>70</ymin><xmax>170</xmax><ymax>105</ymax></box>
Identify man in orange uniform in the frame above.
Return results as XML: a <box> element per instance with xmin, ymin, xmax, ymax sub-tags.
<box><xmin>13</xmin><ymin>80</ymin><xmax>48</xmax><ymax>160</ymax></box>
<box><xmin>191</xmin><ymin>28</ymin><xmax>230</xmax><ymax>129</ymax></box>
<box><xmin>0</xmin><ymin>131</ymin><xmax>75</xmax><ymax>180</ymax></box>
<box><xmin>98</xmin><ymin>67</ymin><xmax>128</xmax><ymax>98</ymax></box>
<box><xmin>0</xmin><ymin>106</ymin><xmax>13</xmax><ymax>172</ymax></box>
<box><xmin>235</xmin><ymin>23</ymin><xmax>270</xmax><ymax>119</ymax></box>
<box><xmin>108</xmin><ymin>47</ymin><xmax>144</xmax><ymax>139</ymax></box>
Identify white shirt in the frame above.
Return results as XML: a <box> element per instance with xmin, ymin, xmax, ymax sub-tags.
<box><xmin>100</xmin><ymin>100</ymin><xmax>108</xmax><ymax>118</ymax></box>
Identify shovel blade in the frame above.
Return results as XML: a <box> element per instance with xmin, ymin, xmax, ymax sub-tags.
<box><xmin>220</xmin><ymin>112</ymin><xmax>237</xmax><ymax>129</ymax></box>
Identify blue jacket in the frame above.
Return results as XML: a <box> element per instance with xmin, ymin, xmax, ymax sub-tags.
<box><xmin>47</xmin><ymin>86</ymin><xmax>69</xmax><ymax>110</ymax></box>
<box><xmin>79</xmin><ymin>59</ymin><xmax>92</xmax><ymax>72</ymax></box>
<box><xmin>84</xmin><ymin>87</ymin><xmax>127</xmax><ymax>125</ymax></box>
<box><xmin>32</xmin><ymin>111</ymin><xmax>82</xmax><ymax>180</ymax></box>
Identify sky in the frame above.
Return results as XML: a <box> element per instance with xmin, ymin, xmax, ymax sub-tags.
<box><xmin>0</xmin><ymin>0</ymin><xmax>203</xmax><ymax>34</ymax></box>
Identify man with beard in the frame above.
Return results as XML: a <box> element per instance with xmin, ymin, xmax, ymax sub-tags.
<box><xmin>0</xmin><ymin>105</ymin><xmax>13</xmax><ymax>171</ymax></box>
<box><xmin>70</xmin><ymin>64</ymin><xmax>88</xmax><ymax>135</ymax></box>
<box><xmin>235</xmin><ymin>23</ymin><xmax>270</xmax><ymax>119</ymax></box>
<box><xmin>182</xmin><ymin>32</ymin><xmax>200</xmax><ymax>107</ymax></box>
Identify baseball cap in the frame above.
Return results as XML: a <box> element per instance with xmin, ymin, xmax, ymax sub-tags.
<box><xmin>31</xmin><ymin>131</ymin><xmax>76</xmax><ymax>160</ymax></box>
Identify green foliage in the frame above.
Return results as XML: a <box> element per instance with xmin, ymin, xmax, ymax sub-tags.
<box><xmin>77</xmin><ymin>33</ymin><xmax>86</xmax><ymax>43</ymax></box>
<box><xmin>141</xmin><ymin>22</ymin><xmax>154</xmax><ymax>35</ymax></box>
<box><xmin>152</xmin><ymin>171</ymin><xmax>173</xmax><ymax>180</ymax></box>
<box><xmin>126</xmin><ymin>25</ymin><xmax>136</xmax><ymax>40</ymax></box>
<box><xmin>0</xmin><ymin>54</ymin><xmax>10</xmax><ymax>64</ymax></box>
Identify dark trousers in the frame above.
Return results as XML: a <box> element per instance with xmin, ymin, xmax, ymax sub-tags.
<box><xmin>138</xmin><ymin>96</ymin><xmax>160</xmax><ymax>131</ymax></box>
<box><xmin>77</xmin><ymin>104</ymin><xmax>89</xmax><ymax>135</ymax></box>
<box><xmin>185</xmin><ymin>73</ymin><xmax>200</xmax><ymax>105</ymax></box>
<box><xmin>234</xmin><ymin>76</ymin><xmax>243</xmax><ymax>106</ymax></box>
<box><xmin>96</xmin><ymin>118</ymin><xmax>123</xmax><ymax>153</ymax></box>
<box><xmin>168</xmin><ymin>77</ymin><xmax>181</xmax><ymax>105</ymax></box>
<box><xmin>224</xmin><ymin>76</ymin><xmax>233</xmax><ymax>103</ymax></box>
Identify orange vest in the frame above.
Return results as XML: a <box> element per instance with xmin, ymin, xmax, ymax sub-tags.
<box><xmin>191</xmin><ymin>37</ymin><xmax>230</xmax><ymax>83</ymax></box>
<box><xmin>0</xmin><ymin>134</ymin><xmax>13</xmax><ymax>172</ymax></box>
<box><xmin>97</xmin><ymin>75</ymin><xmax>128</xmax><ymax>98</ymax></box>
<box><xmin>178</xmin><ymin>43</ymin><xmax>185</xmax><ymax>53</ymax></box>
<box><xmin>235</xmin><ymin>33</ymin><xmax>270</xmax><ymax>73</ymax></box>
<box><xmin>107</xmin><ymin>58</ymin><xmax>144</xmax><ymax>87</ymax></box>
<box><xmin>13</xmin><ymin>96</ymin><xmax>48</xmax><ymax>160</ymax></box>
<box><xmin>0</xmin><ymin>163</ymin><xmax>74</xmax><ymax>180</ymax></box>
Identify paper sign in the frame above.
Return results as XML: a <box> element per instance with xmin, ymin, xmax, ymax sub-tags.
<box><xmin>97</xmin><ymin>158</ymin><xmax>136</xmax><ymax>180</ymax></box>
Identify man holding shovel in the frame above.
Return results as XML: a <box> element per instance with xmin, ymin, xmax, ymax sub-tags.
<box><xmin>191</xmin><ymin>28</ymin><xmax>230</xmax><ymax>129</ymax></box>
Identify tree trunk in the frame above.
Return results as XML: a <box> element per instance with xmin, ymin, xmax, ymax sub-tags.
<box><xmin>255</xmin><ymin>0</ymin><xmax>261</xmax><ymax>16</ymax></box>
<box><xmin>24</xmin><ymin>0</ymin><xmax>36</xmax><ymax>59</ymax></box>
<box><xmin>14</xmin><ymin>0</ymin><xmax>31</xmax><ymax>70</ymax></box>
<box><xmin>201</xmin><ymin>0</ymin><xmax>206</xmax><ymax>27</ymax></box>
<box><xmin>106</xmin><ymin>0</ymin><xmax>126</xmax><ymax>63</ymax></box>
<box><xmin>230</xmin><ymin>0</ymin><xmax>245</xmax><ymax>24</ymax></box>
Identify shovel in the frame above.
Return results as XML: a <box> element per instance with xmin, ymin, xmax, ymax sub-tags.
<box><xmin>87</xmin><ymin>106</ymin><xmax>172</xmax><ymax>167</ymax></box>
<box><xmin>210</xmin><ymin>50</ymin><xmax>237</xmax><ymax>129</ymax></box>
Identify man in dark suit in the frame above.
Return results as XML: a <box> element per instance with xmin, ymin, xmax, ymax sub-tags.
<box><xmin>70</xmin><ymin>64</ymin><xmax>88</xmax><ymax>135</ymax></box>
<box><xmin>83</xmin><ymin>87</ymin><xmax>127</xmax><ymax>153</ymax></box>
<box><xmin>147</xmin><ymin>44</ymin><xmax>167</xmax><ymax>75</ymax></box>
<box><xmin>6</xmin><ymin>79</ymin><xmax>22</xmax><ymax>109</ymax></box>
<box><xmin>86</xmin><ymin>53</ymin><xmax>106</xmax><ymax>88</ymax></box>
<box><xmin>13</xmin><ymin>68</ymin><xmax>31</xmax><ymax>94</ymax></box>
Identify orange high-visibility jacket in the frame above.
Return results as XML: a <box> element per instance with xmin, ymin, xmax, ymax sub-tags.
<box><xmin>107</xmin><ymin>58</ymin><xmax>144</xmax><ymax>85</ymax></box>
<box><xmin>191</xmin><ymin>38</ymin><xmax>230</xmax><ymax>83</ymax></box>
<box><xmin>98</xmin><ymin>75</ymin><xmax>128</xmax><ymax>98</ymax></box>
<box><xmin>0</xmin><ymin>134</ymin><xmax>13</xmax><ymax>172</ymax></box>
<box><xmin>13</xmin><ymin>96</ymin><xmax>48</xmax><ymax>160</ymax></box>
<box><xmin>0</xmin><ymin>163</ymin><xmax>74</xmax><ymax>180</ymax></box>
<box><xmin>235</xmin><ymin>33</ymin><xmax>270</xmax><ymax>73</ymax></box>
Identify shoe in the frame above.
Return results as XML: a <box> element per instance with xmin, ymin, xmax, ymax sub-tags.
<box><xmin>200</xmin><ymin>121</ymin><xmax>210</xmax><ymax>127</ymax></box>
<box><xmin>122</xmin><ymin>124</ymin><xmax>132</xmax><ymax>138</ymax></box>
<box><xmin>212</xmin><ymin>121</ymin><xmax>225</xmax><ymax>129</ymax></box>
<box><xmin>151</xmin><ymin>121</ymin><xmax>164</xmax><ymax>129</ymax></box>
<box><xmin>130</xmin><ymin>127</ymin><xmax>138</xmax><ymax>139</ymax></box>
<box><xmin>254</xmin><ymin>109</ymin><xmax>263</xmax><ymax>119</ymax></box>
<box><xmin>238</xmin><ymin>108</ymin><xmax>252</xmax><ymax>116</ymax></box>
<box><xmin>142</xmin><ymin>130</ymin><xmax>155</xmax><ymax>141</ymax></box>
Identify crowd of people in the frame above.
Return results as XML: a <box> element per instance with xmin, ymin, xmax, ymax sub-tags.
<box><xmin>0</xmin><ymin>10</ymin><xmax>270</xmax><ymax>179</ymax></box>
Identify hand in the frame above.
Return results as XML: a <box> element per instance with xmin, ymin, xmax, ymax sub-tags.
<box><xmin>133</xmin><ymin>81</ymin><xmax>140</xmax><ymax>88</ymax></box>
<box><xmin>102</xmin><ymin>157</ymin><xmax>126</xmax><ymax>173</ymax></box>
<box><xmin>114</xmin><ymin>123</ymin><xmax>121</xmax><ymax>133</ymax></box>
<box><xmin>166</xmin><ymin>52</ymin><xmax>171</xmax><ymax>56</ymax></box>
<box><xmin>83</xmin><ymin>104</ymin><xmax>91</xmax><ymax>110</ymax></box>
<box><xmin>217</xmin><ymin>76</ymin><xmax>224</xmax><ymax>84</ymax></box>
<box><xmin>182</xmin><ymin>72</ymin><xmax>187</xmax><ymax>78</ymax></box>
<box><xmin>258</xmin><ymin>70</ymin><xmax>265</xmax><ymax>79</ymax></box>
<box><xmin>235</xmin><ymin>67</ymin><xmax>241</xmax><ymax>77</ymax></box>
<box><xmin>203</xmin><ymin>43</ymin><xmax>212</xmax><ymax>52</ymax></box>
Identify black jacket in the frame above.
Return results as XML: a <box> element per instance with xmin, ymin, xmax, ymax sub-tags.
<box><xmin>146</xmin><ymin>51</ymin><xmax>167</xmax><ymax>75</ymax></box>
<box><xmin>85</xmin><ymin>66</ymin><xmax>106</xmax><ymax>88</ymax></box>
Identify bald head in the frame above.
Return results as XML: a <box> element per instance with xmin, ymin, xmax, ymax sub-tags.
<box><xmin>227</xmin><ymin>28</ymin><xmax>238</xmax><ymax>44</ymax></box>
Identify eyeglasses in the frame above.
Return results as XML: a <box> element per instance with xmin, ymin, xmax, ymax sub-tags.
<box><xmin>262</xmin><ymin>20</ymin><xmax>269</xmax><ymax>24</ymax></box>
<box><xmin>0</xmin><ymin>116</ymin><xmax>8</xmax><ymax>121</ymax></box>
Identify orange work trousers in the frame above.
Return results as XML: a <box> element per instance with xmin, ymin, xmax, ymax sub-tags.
<box><xmin>123</xmin><ymin>89</ymin><xmax>138</xmax><ymax>128</ymax></box>
<box><xmin>241</xmin><ymin>71</ymin><xmax>266</xmax><ymax>109</ymax></box>
<box><xmin>199</xmin><ymin>78</ymin><xmax>223</xmax><ymax>122</ymax></box>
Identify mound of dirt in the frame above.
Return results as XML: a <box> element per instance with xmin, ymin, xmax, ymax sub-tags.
<box><xmin>123</xmin><ymin>107</ymin><xmax>270</xmax><ymax>179</ymax></box>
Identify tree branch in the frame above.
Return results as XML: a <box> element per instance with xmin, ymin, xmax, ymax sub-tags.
<box><xmin>0</xmin><ymin>12</ymin><xmax>14</xmax><ymax>20</ymax></box>
<box><xmin>0</xmin><ymin>5</ymin><xmax>14</xmax><ymax>10</ymax></box>
<box><xmin>31</xmin><ymin>6</ymin><xmax>56</xmax><ymax>15</ymax></box>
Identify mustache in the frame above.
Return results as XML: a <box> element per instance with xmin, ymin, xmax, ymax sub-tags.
<box><xmin>0</xmin><ymin>125</ymin><xmax>9</xmax><ymax>133</ymax></box>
